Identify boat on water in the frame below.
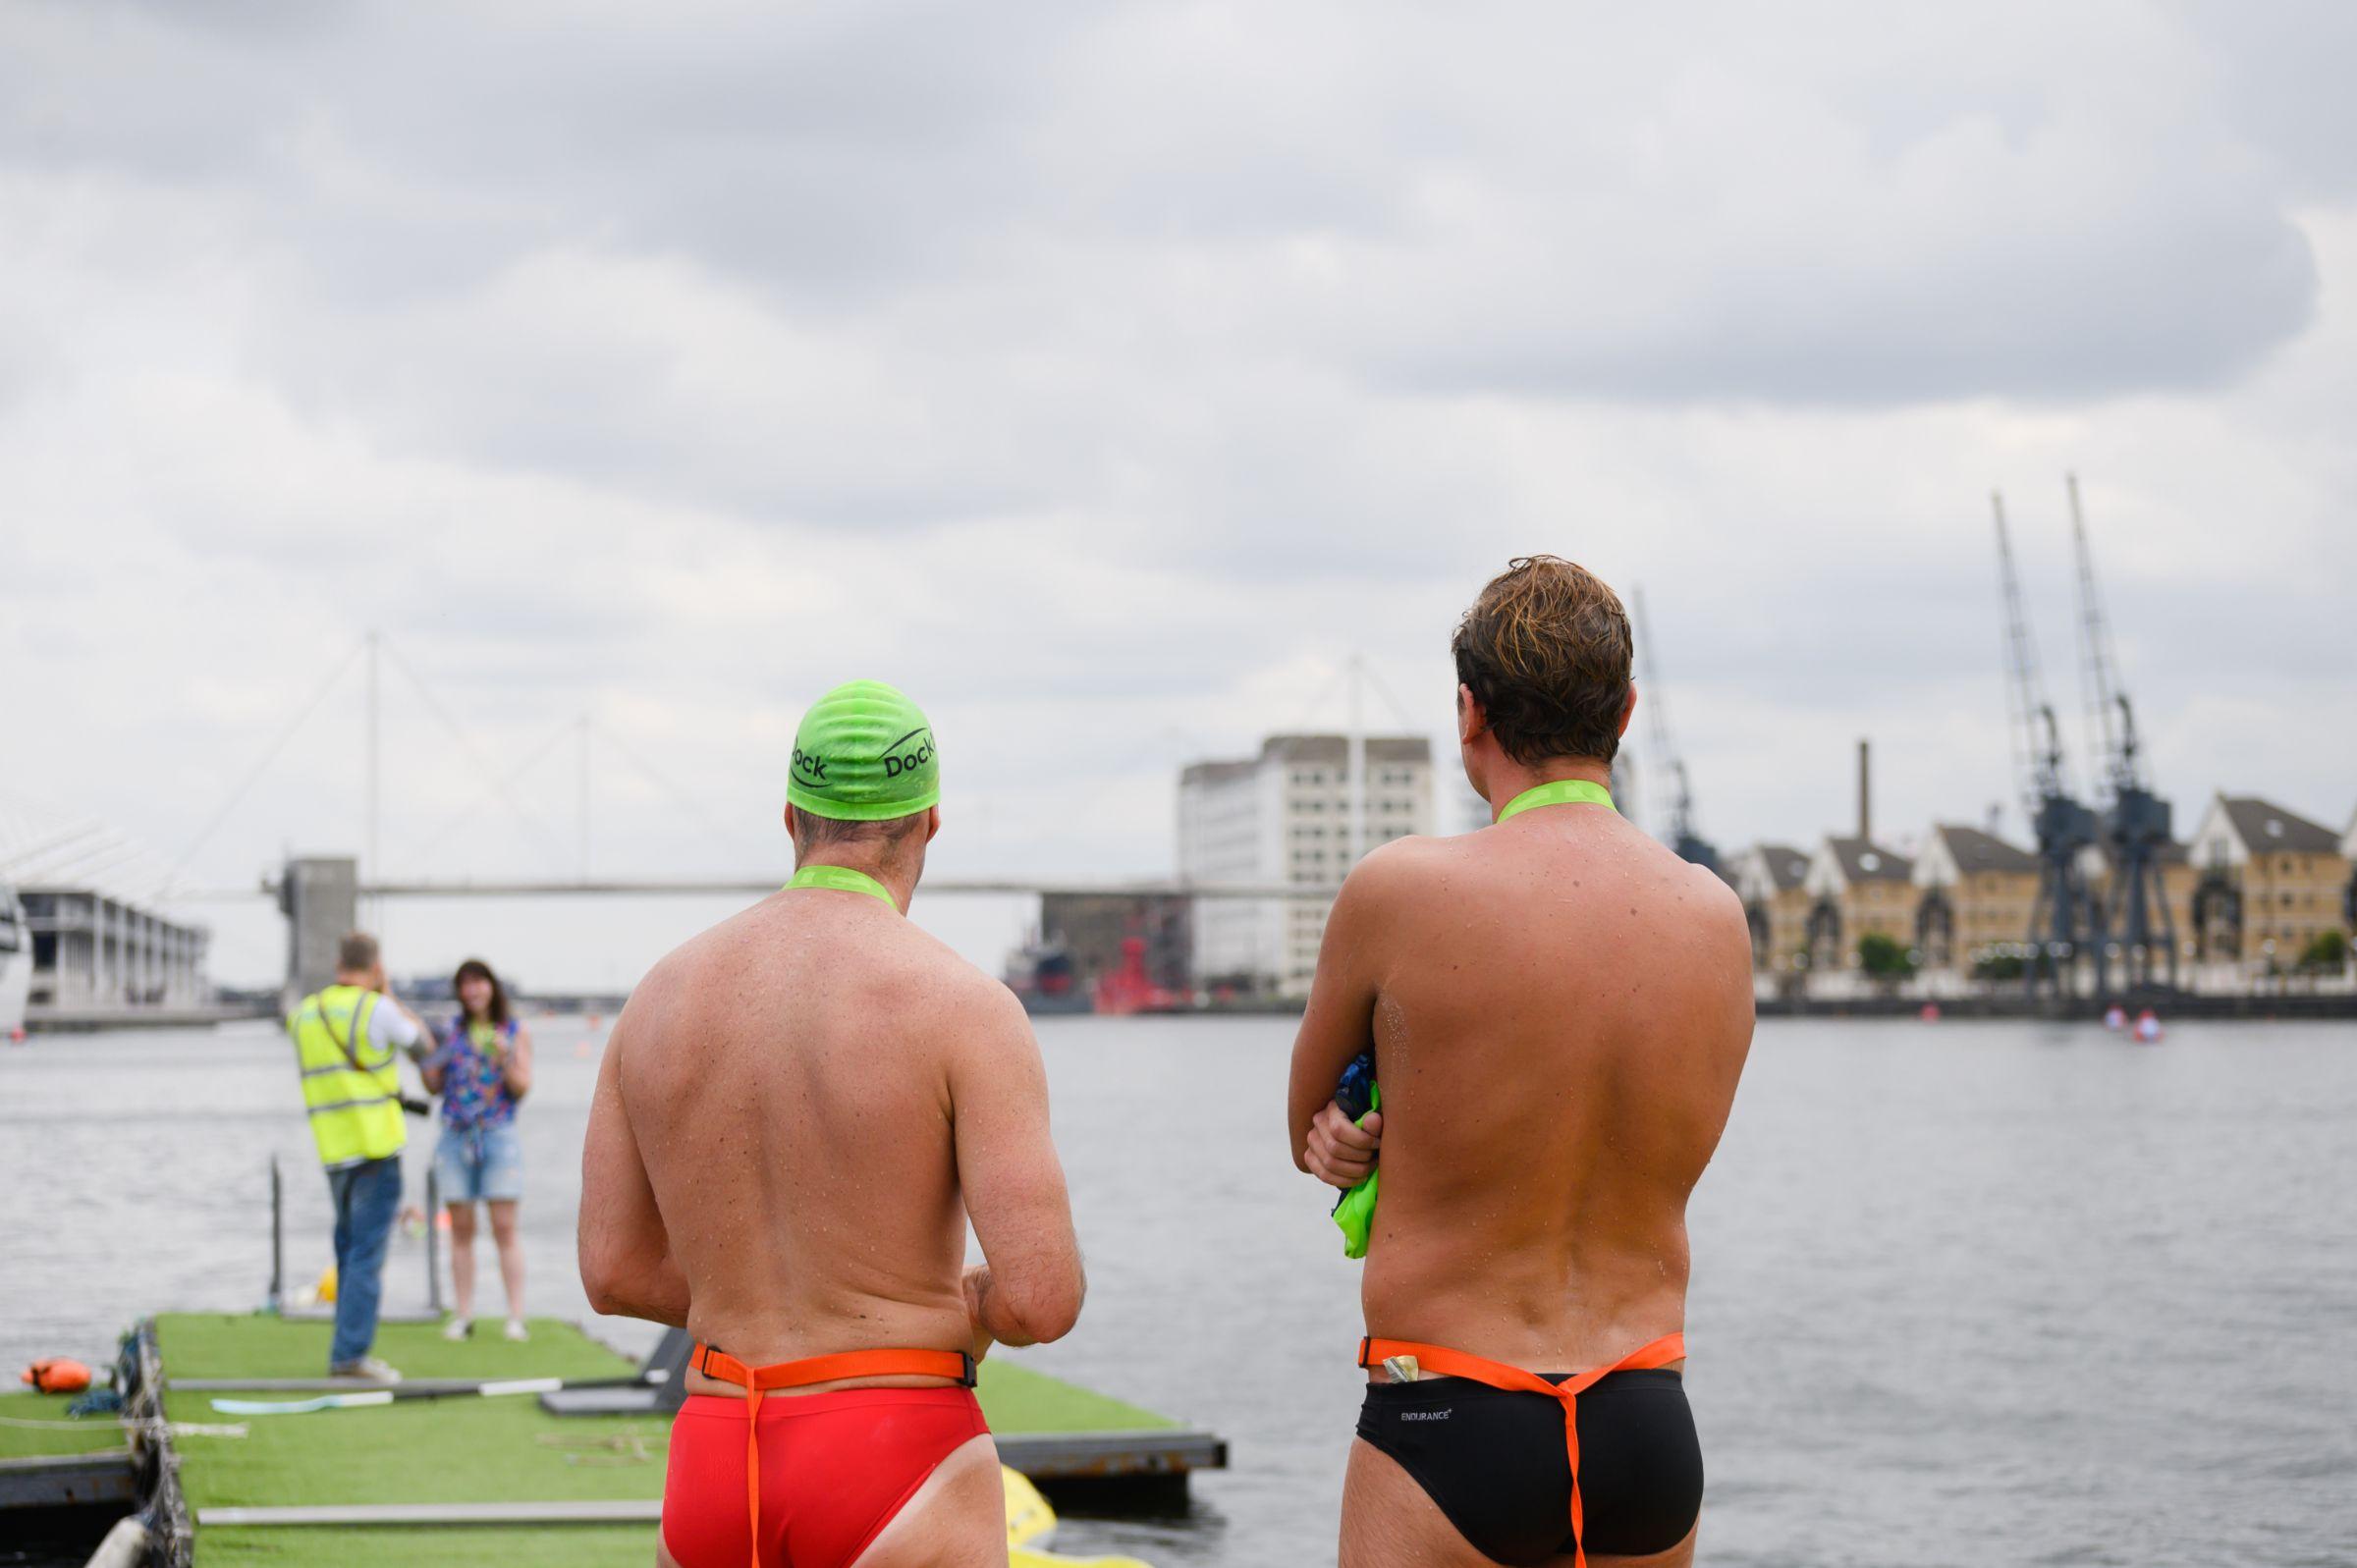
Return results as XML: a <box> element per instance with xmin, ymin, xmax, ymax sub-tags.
<box><xmin>0</xmin><ymin>883</ymin><xmax>29</xmax><ymax>1040</ymax></box>
<box><xmin>1004</xmin><ymin>936</ymin><xmax>1096</xmax><ymax>1016</ymax></box>
<box><xmin>1092</xmin><ymin>935</ymin><xmax>1187</xmax><ymax>1016</ymax></box>
<box><xmin>1005</xmin><ymin>932</ymin><xmax>1193</xmax><ymax>1017</ymax></box>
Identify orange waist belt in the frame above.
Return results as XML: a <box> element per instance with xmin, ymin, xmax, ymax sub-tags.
<box><xmin>1357</xmin><ymin>1331</ymin><xmax>1686</xmax><ymax>1568</ymax></box>
<box><xmin>687</xmin><ymin>1341</ymin><xmax>977</xmax><ymax>1568</ymax></box>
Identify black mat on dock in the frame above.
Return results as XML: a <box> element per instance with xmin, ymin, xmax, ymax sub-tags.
<box><xmin>542</xmin><ymin>1328</ymin><xmax>691</xmax><ymax>1416</ymax></box>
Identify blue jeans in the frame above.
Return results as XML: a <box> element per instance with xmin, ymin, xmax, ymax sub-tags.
<box><xmin>433</xmin><ymin>1120</ymin><xmax>524</xmax><ymax>1204</ymax></box>
<box><xmin>325</xmin><ymin>1156</ymin><xmax>403</xmax><ymax>1369</ymax></box>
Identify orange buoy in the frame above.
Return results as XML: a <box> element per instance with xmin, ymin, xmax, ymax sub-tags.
<box><xmin>21</xmin><ymin>1358</ymin><xmax>93</xmax><ymax>1394</ymax></box>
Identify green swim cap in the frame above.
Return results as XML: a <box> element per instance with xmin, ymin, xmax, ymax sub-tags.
<box><xmin>787</xmin><ymin>680</ymin><xmax>941</xmax><ymax>822</ymax></box>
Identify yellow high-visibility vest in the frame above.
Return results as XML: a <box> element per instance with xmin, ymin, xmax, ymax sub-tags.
<box><xmin>288</xmin><ymin>984</ymin><xmax>407</xmax><ymax>1168</ymax></box>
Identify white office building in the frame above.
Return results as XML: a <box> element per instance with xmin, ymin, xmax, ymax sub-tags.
<box><xmin>1178</xmin><ymin>734</ymin><xmax>1434</xmax><ymax>998</ymax></box>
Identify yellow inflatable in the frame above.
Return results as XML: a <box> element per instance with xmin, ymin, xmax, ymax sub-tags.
<box><xmin>1005</xmin><ymin>1466</ymin><xmax>1152</xmax><ymax>1568</ymax></box>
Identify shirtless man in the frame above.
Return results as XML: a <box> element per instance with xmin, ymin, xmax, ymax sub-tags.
<box><xmin>1289</xmin><ymin>558</ymin><xmax>1754</xmax><ymax>1568</ymax></box>
<box><xmin>579</xmin><ymin>679</ymin><xmax>1085</xmax><ymax>1568</ymax></box>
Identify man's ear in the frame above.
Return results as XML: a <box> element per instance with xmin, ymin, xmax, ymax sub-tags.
<box><xmin>1617</xmin><ymin>683</ymin><xmax>1638</xmax><ymax>738</ymax></box>
<box><xmin>924</xmin><ymin>806</ymin><xmax>942</xmax><ymax>844</ymax></box>
<box><xmin>1456</xmin><ymin>683</ymin><xmax>1488</xmax><ymax>746</ymax></box>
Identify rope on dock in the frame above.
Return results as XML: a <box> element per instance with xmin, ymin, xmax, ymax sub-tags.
<box><xmin>533</xmin><ymin>1430</ymin><xmax>669</xmax><ymax>1466</ymax></box>
<box><xmin>0</xmin><ymin>1415</ymin><xmax>247</xmax><ymax>1438</ymax></box>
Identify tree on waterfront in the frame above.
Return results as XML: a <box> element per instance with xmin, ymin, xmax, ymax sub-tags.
<box><xmin>1857</xmin><ymin>932</ymin><xmax>1915</xmax><ymax>986</ymax></box>
<box><xmin>1973</xmin><ymin>951</ymin><xmax>2026</xmax><ymax>983</ymax></box>
<box><xmin>2297</xmin><ymin>930</ymin><xmax>2348</xmax><ymax>973</ymax></box>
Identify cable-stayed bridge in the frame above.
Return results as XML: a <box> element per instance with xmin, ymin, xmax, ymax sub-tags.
<box><xmin>30</xmin><ymin>630</ymin><xmax>1366</xmax><ymax>999</ymax></box>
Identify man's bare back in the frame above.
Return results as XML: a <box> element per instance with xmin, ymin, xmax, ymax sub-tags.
<box><xmin>579</xmin><ymin>679</ymin><xmax>1083</xmax><ymax>1568</ymax></box>
<box><xmin>600</xmin><ymin>889</ymin><xmax>1054</xmax><ymax>1379</ymax></box>
<box><xmin>1291</xmin><ymin>802</ymin><xmax>1752</xmax><ymax>1372</ymax></box>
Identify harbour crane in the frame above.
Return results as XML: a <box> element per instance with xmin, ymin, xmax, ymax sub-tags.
<box><xmin>1630</xmin><ymin>588</ymin><xmax>1721</xmax><ymax>875</ymax></box>
<box><xmin>2068</xmin><ymin>474</ymin><xmax>2178</xmax><ymax>991</ymax></box>
<box><xmin>1994</xmin><ymin>493</ymin><xmax>2104</xmax><ymax>999</ymax></box>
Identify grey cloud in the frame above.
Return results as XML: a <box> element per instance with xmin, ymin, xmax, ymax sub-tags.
<box><xmin>2174</xmin><ymin>0</ymin><xmax>2357</xmax><ymax>203</ymax></box>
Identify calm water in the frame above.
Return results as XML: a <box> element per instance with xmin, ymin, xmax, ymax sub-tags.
<box><xmin>3</xmin><ymin>1015</ymin><xmax>2354</xmax><ymax>1567</ymax></box>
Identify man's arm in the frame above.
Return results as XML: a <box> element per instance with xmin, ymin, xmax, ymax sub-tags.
<box><xmin>356</xmin><ymin>994</ymin><xmax>431</xmax><ymax>1102</ymax></box>
<box><xmin>373</xmin><ymin>991</ymin><xmax>435</xmax><ymax>1058</ymax></box>
<box><xmin>577</xmin><ymin>1015</ymin><xmax>689</xmax><ymax>1326</ymax></box>
<box><xmin>1287</xmin><ymin>847</ymin><xmax>1396</xmax><ymax>1172</ymax></box>
<box><xmin>951</xmin><ymin>985</ymin><xmax>1084</xmax><ymax>1353</ymax></box>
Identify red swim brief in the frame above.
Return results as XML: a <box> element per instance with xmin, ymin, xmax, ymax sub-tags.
<box><xmin>661</xmin><ymin>1387</ymin><xmax>990</xmax><ymax>1568</ymax></box>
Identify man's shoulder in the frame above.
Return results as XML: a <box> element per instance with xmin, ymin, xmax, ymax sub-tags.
<box><xmin>1340</xmin><ymin>832</ymin><xmax>1459</xmax><ymax>898</ymax></box>
<box><xmin>898</xmin><ymin>930</ymin><xmax>1026</xmax><ymax>1022</ymax></box>
<box><xmin>1663</xmin><ymin>847</ymin><xmax>1749</xmax><ymax>931</ymax></box>
<box><xmin>653</xmin><ymin>900</ymin><xmax>1013</xmax><ymax>1015</ymax></box>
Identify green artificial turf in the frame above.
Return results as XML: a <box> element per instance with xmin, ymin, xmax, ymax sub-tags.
<box><xmin>161</xmin><ymin>1313</ymin><xmax>1183</xmax><ymax>1567</ymax></box>
<box><xmin>977</xmin><ymin>1359</ymin><xmax>1178</xmax><ymax>1433</ymax></box>
<box><xmin>0</xmin><ymin>1390</ymin><xmax>128</xmax><ymax>1459</ymax></box>
<box><xmin>197</xmin><ymin>1525</ymin><xmax>658</xmax><ymax>1566</ymax></box>
<box><xmin>163</xmin><ymin>1394</ymin><xmax>672</xmax><ymax>1510</ymax></box>
<box><xmin>155</xmin><ymin>1313</ymin><xmax>635</xmax><ymax>1382</ymax></box>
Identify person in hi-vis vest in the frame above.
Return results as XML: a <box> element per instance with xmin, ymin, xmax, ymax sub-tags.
<box><xmin>287</xmin><ymin>931</ymin><xmax>435</xmax><ymax>1379</ymax></box>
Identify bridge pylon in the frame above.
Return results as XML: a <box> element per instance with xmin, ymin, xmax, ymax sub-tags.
<box><xmin>280</xmin><ymin>856</ymin><xmax>357</xmax><ymax>1008</ymax></box>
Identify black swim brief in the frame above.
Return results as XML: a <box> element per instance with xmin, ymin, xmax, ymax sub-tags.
<box><xmin>1356</xmin><ymin>1367</ymin><xmax>1702</xmax><ymax>1565</ymax></box>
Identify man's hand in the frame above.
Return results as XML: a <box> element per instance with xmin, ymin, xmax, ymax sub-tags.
<box><xmin>1304</xmin><ymin>1102</ymin><xmax>1382</xmax><ymax>1190</ymax></box>
<box><xmin>960</xmin><ymin>1264</ymin><xmax>999</xmax><ymax>1365</ymax></box>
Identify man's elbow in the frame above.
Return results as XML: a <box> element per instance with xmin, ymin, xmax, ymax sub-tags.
<box><xmin>1004</xmin><ymin>1266</ymin><xmax>1087</xmax><ymax>1345</ymax></box>
<box><xmin>577</xmin><ymin>1234</ymin><xmax>633</xmax><ymax>1318</ymax></box>
<box><xmin>578</xmin><ymin>1260</ymin><xmax>623</xmax><ymax>1319</ymax></box>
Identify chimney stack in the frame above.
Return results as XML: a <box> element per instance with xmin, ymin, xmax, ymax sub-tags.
<box><xmin>1857</xmin><ymin>738</ymin><xmax>1872</xmax><ymax>843</ymax></box>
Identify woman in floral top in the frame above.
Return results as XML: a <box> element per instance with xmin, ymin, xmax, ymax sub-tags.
<box><xmin>421</xmin><ymin>957</ymin><xmax>534</xmax><ymax>1341</ymax></box>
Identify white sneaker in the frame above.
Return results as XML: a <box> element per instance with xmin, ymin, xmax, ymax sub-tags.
<box><xmin>441</xmin><ymin>1317</ymin><xmax>471</xmax><ymax>1342</ymax></box>
<box><xmin>329</xmin><ymin>1355</ymin><xmax>402</xmax><ymax>1383</ymax></box>
<box><xmin>503</xmin><ymin>1319</ymin><xmax>530</xmax><ymax>1343</ymax></box>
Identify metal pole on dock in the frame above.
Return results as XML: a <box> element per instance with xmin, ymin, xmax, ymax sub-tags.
<box><xmin>267</xmin><ymin>1155</ymin><xmax>284</xmax><ymax>1314</ymax></box>
<box><xmin>424</xmin><ymin>1165</ymin><xmax>444</xmax><ymax>1316</ymax></box>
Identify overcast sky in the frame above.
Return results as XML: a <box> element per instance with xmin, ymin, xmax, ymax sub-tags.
<box><xmin>4</xmin><ymin>1</ymin><xmax>2353</xmax><ymax>988</ymax></box>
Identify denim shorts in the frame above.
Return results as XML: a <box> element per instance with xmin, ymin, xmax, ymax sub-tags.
<box><xmin>432</xmin><ymin>1120</ymin><xmax>523</xmax><ymax>1204</ymax></box>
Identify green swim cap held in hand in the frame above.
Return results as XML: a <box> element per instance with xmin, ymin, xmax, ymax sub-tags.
<box><xmin>787</xmin><ymin>680</ymin><xmax>941</xmax><ymax>822</ymax></box>
<box><xmin>1333</xmin><ymin>1117</ymin><xmax>1380</xmax><ymax>1259</ymax></box>
<box><xmin>1331</xmin><ymin>1061</ymin><xmax>1381</xmax><ymax>1259</ymax></box>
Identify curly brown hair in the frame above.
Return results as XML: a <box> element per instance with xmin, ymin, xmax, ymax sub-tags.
<box><xmin>1451</xmin><ymin>556</ymin><xmax>1633</xmax><ymax>764</ymax></box>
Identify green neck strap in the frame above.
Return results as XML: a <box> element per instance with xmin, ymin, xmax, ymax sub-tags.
<box><xmin>787</xmin><ymin>864</ymin><xmax>898</xmax><ymax>908</ymax></box>
<box><xmin>1496</xmin><ymin>778</ymin><xmax>1617</xmax><ymax>823</ymax></box>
